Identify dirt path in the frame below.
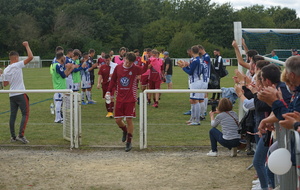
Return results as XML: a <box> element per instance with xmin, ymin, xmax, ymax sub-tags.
<box><xmin>0</xmin><ymin>147</ymin><xmax>254</xmax><ymax>190</ymax></box>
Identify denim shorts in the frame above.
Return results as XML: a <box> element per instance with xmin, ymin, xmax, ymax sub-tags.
<box><xmin>165</xmin><ymin>75</ymin><xmax>172</xmax><ymax>83</ymax></box>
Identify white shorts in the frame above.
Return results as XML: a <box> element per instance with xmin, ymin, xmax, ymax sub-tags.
<box><xmin>81</xmin><ymin>73</ymin><xmax>91</xmax><ymax>89</ymax></box>
<box><xmin>54</xmin><ymin>93</ymin><xmax>63</xmax><ymax>101</ymax></box>
<box><xmin>189</xmin><ymin>80</ymin><xmax>208</xmax><ymax>100</ymax></box>
<box><xmin>73</xmin><ymin>83</ymin><xmax>80</xmax><ymax>92</ymax></box>
<box><xmin>66</xmin><ymin>77</ymin><xmax>73</xmax><ymax>90</ymax></box>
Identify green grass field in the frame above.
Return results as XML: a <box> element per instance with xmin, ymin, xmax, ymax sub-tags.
<box><xmin>0</xmin><ymin>65</ymin><xmax>238</xmax><ymax>148</ymax></box>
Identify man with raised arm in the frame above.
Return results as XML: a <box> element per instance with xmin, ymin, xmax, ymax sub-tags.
<box><xmin>3</xmin><ymin>41</ymin><xmax>33</xmax><ymax>144</ymax></box>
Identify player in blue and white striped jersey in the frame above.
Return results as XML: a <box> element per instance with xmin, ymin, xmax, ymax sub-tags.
<box><xmin>199</xmin><ymin>45</ymin><xmax>211</xmax><ymax>120</ymax></box>
<box><xmin>65</xmin><ymin>49</ymin><xmax>74</xmax><ymax>90</ymax></box>
<box><xmin>178</xmin><ymin>45</ymin><xmax>204</xmax><ymax>125</ymax></box>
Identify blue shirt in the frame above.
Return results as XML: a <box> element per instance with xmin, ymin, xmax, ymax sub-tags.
<box><xmin>272</xmin><ymin>83</ymin><xmax>294</xmax><ymax>120</ymax></box>
<box><xmin>55</xmin><ymin>62</ymin><xmax>66</xmax><ymax>78</ymax></box>
<box><xmin>183</xmin><ymin>56</ymin><xmax>202</xmax><ymax>83</ymax></box>
<box><xmin>201</xmin><ymin>53</ymin><xmax>211</xmax><ymax>82</ymax></box>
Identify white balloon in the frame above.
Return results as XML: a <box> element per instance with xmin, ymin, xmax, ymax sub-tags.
<box><xmin>268</xmin><ymin>148</ymin><xmax>292</xmax><ymax>175</ymax></box>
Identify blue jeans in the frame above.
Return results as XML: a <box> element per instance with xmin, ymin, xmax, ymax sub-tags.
<box><xmin>209</xmin><ymin>128</ymin><xmax>240</xmax><ymax>152</ymax></box>
<box><xmin>253</xmin><ymin>136</ymin><xmax>270</xmax><ymax>190</ymax></box>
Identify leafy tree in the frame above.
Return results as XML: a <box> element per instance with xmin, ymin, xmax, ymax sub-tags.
<box><xmin>168</xmin><ymin>31</ymin><xmax>199</xmax><ymax>58</ymax></box>
<box><xmin>234</xmin><ymin>5</ymin><xmax>275</xmax><ymax>28</ymax></box>
<box><xmin>199</xmin><ymin>3</ymin><xmax>235</xmax><ymax>48</ymax></box>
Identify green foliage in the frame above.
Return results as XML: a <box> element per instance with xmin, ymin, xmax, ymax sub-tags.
<box><xmin>0</xmin><ymin>0</ymin><xmax>299</xmax><ymax>58</ymax></box>
<box><xmin>169</xmin><ymin>31</ymin><xmax>199</xmax><ymax>58</ymax></box>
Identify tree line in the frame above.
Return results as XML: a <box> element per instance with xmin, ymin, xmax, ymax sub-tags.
<box><xmin>0</xmin><ymin>0</ymin><xmax>299</xmax><ymax>59</ymax></box>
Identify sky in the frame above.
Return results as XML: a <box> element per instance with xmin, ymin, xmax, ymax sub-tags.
<box><xmin>210</xmin><ymin>0</ymin><xmax>300</xmax><ymax>18</ymax></box>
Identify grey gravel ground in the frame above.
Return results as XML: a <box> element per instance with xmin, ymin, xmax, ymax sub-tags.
<box><xmin>0</xmin><ymin>147</ymin><xmax>254</xmax><ymax>190</ymax></box>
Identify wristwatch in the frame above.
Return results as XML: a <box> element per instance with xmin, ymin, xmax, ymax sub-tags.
<box><xmin>293</xmin><ymin>121</ymin><xmax>300</xmax><ymax>130</ymax></box>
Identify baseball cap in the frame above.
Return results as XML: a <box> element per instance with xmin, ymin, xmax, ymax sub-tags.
<box><xmin>163</xmin><ymin>51</ymin><xmax>169</xmax><ymax>55</ymax></box>
<box><xmin>292</xmin><ymin>49</ymin><xmax>297</xmax><ymax>52</ymax></box>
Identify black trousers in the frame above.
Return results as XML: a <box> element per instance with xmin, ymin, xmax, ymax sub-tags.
<box><xmin>9</xmin><ymin>94</ymin><xmax>29</xmax><ymax>138</ymax></box>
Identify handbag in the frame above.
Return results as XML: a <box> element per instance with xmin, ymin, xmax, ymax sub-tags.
<box><xmin>225</xmin><ymin>111</ymin><xmax>247</xmax><ymax>150</ymax></box>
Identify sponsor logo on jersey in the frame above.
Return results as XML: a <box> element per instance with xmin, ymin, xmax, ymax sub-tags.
<box><xmin>120</xmin><ymin>77</ymin><xmax>130</xmax><ymax>87</ymax></box>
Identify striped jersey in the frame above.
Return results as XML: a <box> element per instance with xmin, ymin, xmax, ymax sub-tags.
<box><xmin>183</xmin><ymin>56</ymin><xmax>202</xmax><ymax>83</ymax></box>
<box><xmin>200</xmin><ymin>53</ymin><xmax>211</xmax><ymax>82</ymax></box>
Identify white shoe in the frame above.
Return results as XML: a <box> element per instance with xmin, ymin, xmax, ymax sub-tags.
<box><xmin>206</xmin><ymin>150</ymin><xmax>218</xmax><ymax>157</ymax></box>
<box><xmin>230</xmin><ymin>147</ymin><xmax>237</xmax><ymax>157</ymax></box>
<box><xmin>251</xmin><ymin>183</ymin><xmax>262</xmax><ymax>190</ymax></box>
<box><xmin>252</xmin><ymin>179</ymin><xmax>260</xmax><ymax>185</ymax></box>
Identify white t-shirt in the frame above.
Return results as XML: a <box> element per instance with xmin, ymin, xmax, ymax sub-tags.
<box><xmin>3</xmin><ymin>61</ymin><xmax>26</xmax><ymax>97</ymax></box>
<box><xmin>109</xmin><ymin>62</ymin><xmax>118</xmax><ymax>75</ymax></box>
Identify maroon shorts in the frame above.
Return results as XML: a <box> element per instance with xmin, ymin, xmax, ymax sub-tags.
<box><xmin>141</xmin><ymin>75</ymin><xmax>149</xmax><ymax>86</ymax></box>
<box><xmin>101</xmin><ymin>83</ymin><xmax>109</xmax><ymax>98</ymax></box>
<box><xmin>102</xmin><ymin>83</ymin><xmax>115</xmax><ymax>98</ymax></box>
<box><xmin>114</xmin><ymin>102</ymin><xmax>136</xmax><ymax>118</ymax></box>
<box><xmin>148</xmin><ymin>80</ymin><xmax>161</xmax><ymax>89</ymax></box>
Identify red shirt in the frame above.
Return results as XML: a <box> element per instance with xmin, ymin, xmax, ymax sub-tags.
<box><xmin>108</xmin><ymin>63</ymin><xmax>148</xmax><ymax>102</ymax></box>
<box><xmin>98</xmin><ymin>58</ymin><xmax>105</xmax><ymax>65</ymax></box>
<box><xmin>134</xmin><ymin>56</ymin><xmax>142</xmax><ymax>66</ymax></box>
<box><xmin>149</xmin><ymin>58</ymin><xmax>163</xmax><ymax>82</ymax></box>
<box><xmin>98</xmin><ymin>64</ymin><xmax>110</xmax><ymax>84</ymax></box>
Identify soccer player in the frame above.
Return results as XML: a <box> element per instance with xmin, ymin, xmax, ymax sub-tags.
<box><xmin>72</xmin><ymin>49</ymin><xmax>82</xmax><ymax>92</ymax></box>
<box><xmin>148</xmin><ymin>49</ymin><xmax>163</xmax><ymax>108</ymax></box>
<box><xmin>50</xmin><ymin>46</ymin><xmax>64</xmax><ymax>75</ymax></box>
<box><xmin>81</xmin><ymin>53</ymin><xmax>92</xmax><ymax>105</ymax></box>
<box><xmin>134</xmin><ymin>49</ymin><xmax>142</xmax><ymax>89</ymax></box>
<box><xmin>88</xmin><ymin>49</ymin><xmax>97</xmax><ymax>103</ymax></box>
<box><xmin>141</xmin><ymin>48</ymin><xmax>152</xmax><ymax>103</ymax></box>
<box><xmin>51</xmin><ymin>52</ymin><xmax>75</xmax><ymax>123</ymax></box>
<box><xmin>97</xmin><ymin>54</ymin><xmax>117</xmax><ymax>118</ymax></box>
<box><xmin>3</xmin><ymin>41</ymin><xmax>33</xmax><ymax>144</ymax></box>
<box><xmin>97</xmin><ymin>52</ymin><xmax>106</xmax><ymax>66</ymax></box>
<box><xmin>106</xmin><ymin>52</ymin><xmax>149</xmax><ymax>152</ymax></box>
<box><xmin>198</xmin><ymin>45</ymin><xmax>211</xmax><ymax>120</ymax></box>
<box><xmin>178</xmin><ymin>45</ymin><xmax>203</xmax><ymax>125</ymax></box>
<box><xmin>65</xmin><ymin>48</ymin><xmax>74</xmax><ymax>90</ymax></box>
<box><xmin>72</xmin><ymin>50</ymin><xmax>82</xmax><ymax>92</ymax></box>
<box><xmin>112</xmin><ymin>47</ymin><xmax>126</xmax><ymax>65</ymax></box>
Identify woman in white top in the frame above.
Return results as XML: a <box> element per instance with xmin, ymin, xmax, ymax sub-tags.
<box><xmin>207</xmin><ymin>98</ymin><xmax>241</xmax><ymax>157</ymax></box>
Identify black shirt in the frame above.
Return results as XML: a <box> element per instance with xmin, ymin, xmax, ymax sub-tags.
<box><xmin>164</xmin><ymin>57</ymin><xmax>173</xmax><ymax>75</ymax></box>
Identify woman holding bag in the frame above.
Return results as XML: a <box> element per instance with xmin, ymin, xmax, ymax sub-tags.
<box><xmin>207</xmin><ymin>98</ymin><xmax>241</xmax><ymax>157</ymax></box>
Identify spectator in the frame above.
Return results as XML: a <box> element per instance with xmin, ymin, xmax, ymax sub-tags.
<box><xmin>0</xmin><ymin>68</ymin><xmax>3</xmax><ymax>90</ymax></box>
<box><xmin>271</xmin><ymin>50</ymin><xmax>279</xmax><ymax>60</ymax></box>
<box><xmin>3</xmin><ymin>41</ymin><xmax>33</xmax><ymax>144</ymax></box>
<box><xmin>270</xmin><ymin>50</ymin><xmax>280</xmax><ymax>66</ymax></box>
<box><xmin>163</xmin><ymin>51</ymin><xmax>173</xmax><ymax>89</ymax></box>
<box><xmin>292</xmin><ymin>49</ymin><xmax>300</xmax><ymax>56</ymax></box>
<box><xmin>252</xmin><ymin>64</ymin><xmax>291</xmax><ymax>190</ymax></box>
<box><xmin>211</xmin><ymin>48</ymin><xmax>223</xmax><ymax>100</ymax></box>
<box><xmin>207</xmin><ymin>98</ymin><xmax>241</xmax><ymax>157</ymax></box>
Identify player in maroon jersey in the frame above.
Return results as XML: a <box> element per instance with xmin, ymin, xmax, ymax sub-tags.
<box><xmin>97</xmin><ymin>54</ymin><xmax>116</xmax><ymax>118</ymax></box>
<box><xmin>106</xmin><ymin>52</ymin><xmax>149</xmax><ymax>152</ymax></box>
